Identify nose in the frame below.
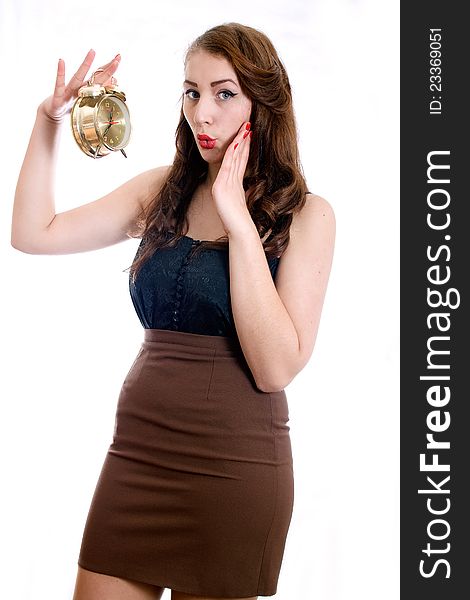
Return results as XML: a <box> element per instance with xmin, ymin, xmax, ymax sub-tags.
<box><xmin>192</xmin><ymin>94</ymin><xmax>214</xmax><ymax>126</ymax></box>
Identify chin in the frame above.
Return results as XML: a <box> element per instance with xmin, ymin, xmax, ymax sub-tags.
<box><xmin>199</xmin><ymin>149</ymin><xmax>222</xmax><ymax>162</ymax></box>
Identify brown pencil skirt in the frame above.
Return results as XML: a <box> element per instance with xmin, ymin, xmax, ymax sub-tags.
<box><xmin>77</xmin><ymin>328</ymin><xmax>294</xmax><ymax>598</ymax></box>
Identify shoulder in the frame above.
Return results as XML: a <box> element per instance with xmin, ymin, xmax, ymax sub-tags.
<box><xmin>139</xmin><ymin>164</ymin><xmax>173</xmax><ymax>212</ymax></box>
<box><xmin>284</xmin><ymin>193</ymin><xmax>336</xmax><ymax>255</ymax></box>
<box><xmin>275</xmin><ymin>191</ymin><xmax>336</xmax><ymax>277</ymax></box>
<box><xmin>125</xmin><ymin>164</ymin><xmax>172</xmax><ymax>238</ymax></box>
<box><xmin>293</xmin><ymin>193</ymin><xmax>335</xmax><ymax>232</ymax></box>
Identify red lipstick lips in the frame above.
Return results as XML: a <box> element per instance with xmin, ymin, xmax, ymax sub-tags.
<box><xmin>197</xmin><ymin>134</ymin><xmax>216</xmax><ymax>149</ymax></box>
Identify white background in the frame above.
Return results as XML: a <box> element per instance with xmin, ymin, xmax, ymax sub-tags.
<box><xmin>0</xmin><ymin>1</ymin><xmax>399</xmax><ymax>598</ymax></box>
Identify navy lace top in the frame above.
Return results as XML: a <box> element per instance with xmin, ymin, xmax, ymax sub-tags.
<box><xmin>129</xmin><ymin>231</ymin><xmax>280</xmax><ymax>337</ymax></box>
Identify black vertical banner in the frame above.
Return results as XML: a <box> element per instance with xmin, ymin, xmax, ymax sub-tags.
<box><xmin>401</xmin><ymin>3</ymin><xmax>469</xmax><ymax>599</ymax></box>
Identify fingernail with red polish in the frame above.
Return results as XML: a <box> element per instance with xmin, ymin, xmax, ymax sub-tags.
<box><xmin>249</xmin><ymin>131</ymin><xmax>253</xmax><ymax>138</ymax></box>
<box><xmin>245</xmin><ymin>122</ymin><xmax>251</xmax><ymax>131</ymax></box>
<box><xmin>234</xmin><ymin>143</ymin><xmax>239</xmax><ymax>149</ymax></box>
<box><xmin>243</xmin><ymin>131</ymin><xmax>249</xmax><ymax>139</ymax></box>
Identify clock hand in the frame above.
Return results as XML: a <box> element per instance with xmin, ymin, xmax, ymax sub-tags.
<box><xmin>102</xmin><ymin>118</ymin><xmax>120</xmax><ymax>134</ymax></box>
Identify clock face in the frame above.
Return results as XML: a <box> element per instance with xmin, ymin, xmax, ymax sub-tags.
<box><xmin>95</xmin><ymin>96</ymin><xmax>131</xmax><ymax>150</ymax></box>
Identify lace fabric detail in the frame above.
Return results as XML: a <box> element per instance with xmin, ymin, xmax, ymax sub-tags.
<box><xmin>129</xmin><ymin>234</ymin><xmax>280</xmax><ymax>337</ymax></box>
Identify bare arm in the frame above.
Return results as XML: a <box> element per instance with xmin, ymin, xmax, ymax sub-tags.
<box><xmin>10</xmin><ymin>50</ymin><xmax>170</xmax><ymax>255</ymax></box>
<box><xmin>11</xmin><ymin>104</ymin><xmax>63</xmax><ymax>251</ymax></box>
<box><xmin>13</xmin><ymin>151</ymin><xmax>170</xmax><ymax>254</ymax></box>
<box><xmin>228</xmin><ymin>194</ymin><xmax>336</xmax><ymax>393</ymax></box>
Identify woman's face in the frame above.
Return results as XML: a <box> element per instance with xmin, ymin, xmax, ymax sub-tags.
<box><xmin>183</xmin><ymin>50</ymin><xmax>252</xmax><ymax>164</ymax></box>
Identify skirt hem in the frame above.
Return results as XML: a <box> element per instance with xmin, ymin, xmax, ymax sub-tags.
<box><xmin>77</xmin><ymin>559</ymin><xmax>278</xmax><ymax>598</ymax></box>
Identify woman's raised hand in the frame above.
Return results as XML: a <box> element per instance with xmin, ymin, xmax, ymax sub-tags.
<box><xmin>38</xmin><ymin>49</ymin><xmax>121</xmax><ymax>123</ymax></box>
<box><xmin>212</xmin><ymin>121</ymin><xmax>254</xmax><ymax>237</ymax></box>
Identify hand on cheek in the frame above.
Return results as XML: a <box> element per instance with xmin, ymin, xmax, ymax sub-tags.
<box><xmin>233</xmin><ymin>121</ymin><xmax>252</xmax><ymax>150</ymax></box>
<box><xmin>211</xmin><ymin>121</ymin><xmax>254</xmax><ymax>236</ymax></box>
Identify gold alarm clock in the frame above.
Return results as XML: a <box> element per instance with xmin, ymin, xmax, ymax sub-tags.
<box><xmin>71</xmin><ymin>68</ymin><xmax>131</xmax><ymax>159</ymax></box>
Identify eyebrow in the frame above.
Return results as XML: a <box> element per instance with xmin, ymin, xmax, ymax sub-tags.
<box><xmin>183</xmin><ymin>78</ymin><xmax>239</xmax><ymax>88</ymax></box>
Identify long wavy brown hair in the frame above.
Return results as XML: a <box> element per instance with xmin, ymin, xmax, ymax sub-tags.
<box><xmin>126</xmin><ymin>22</ymin><xmax>310</xmax><ymax>284</ymax></box>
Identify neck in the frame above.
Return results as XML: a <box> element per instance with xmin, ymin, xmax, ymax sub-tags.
<box><xmin>205</xmin><ymin>161</ymin><xmax>252</xmax><ymax>189</ymax></box>
<box><xmin>206</xmin><ymin>162</ymin><xmax>220</xmax><ymax>189</ymax></box>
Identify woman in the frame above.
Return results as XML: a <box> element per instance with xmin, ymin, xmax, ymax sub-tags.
<box><xmin>12</xmin><ymin>22</ymin><xmax>335</xmax><ymax>600</ymax></box>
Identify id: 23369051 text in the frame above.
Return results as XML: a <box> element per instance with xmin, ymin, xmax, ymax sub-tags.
<box><xmin>429</xmin><ymin>28</ymin><xmax>442</xmax><ymax>116</ymax></box>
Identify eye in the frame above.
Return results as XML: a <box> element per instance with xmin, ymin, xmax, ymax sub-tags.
<box><xmin>184</xmin><ymin>89</ymin><xmax>198</xmax><ymax>100</ymax></box>
<box><xmin>218</xmin><ymin>90</ymin><xmax>236</xmax><ymax>100</ymax></box>
<box><xmin>183</xmin><ymin>89</ymin><xmax>237</xmax><ymax>101</ymax></box>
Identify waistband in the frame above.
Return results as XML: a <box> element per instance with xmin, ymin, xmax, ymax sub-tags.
<box><xmin>144</xmin><ymin>328</ymin><xmax>243</xmax><ymax>354</ymax></box>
